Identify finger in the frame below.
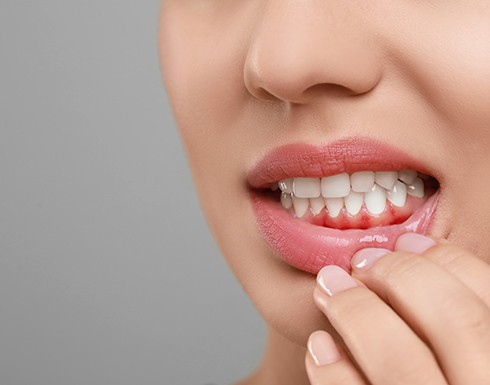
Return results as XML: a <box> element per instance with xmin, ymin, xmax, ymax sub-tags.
<box><xmin>395</xmin><ymin>233</ymin><xmax>490</xmax><ymax>308</ymax></box>
<box><xmin>314</xmin><ymin>266</ymin><xmax>447</xmax><ymax>385</ymax></box>
<box><xmin>352</xmin><ymin>246</ymin><xmax>490</xmax><ymax>385</ymax></box>
<box><xmin>305</xmin><ymin>330</ymin><xmax>368</xmax><ymax>385</ymax></box>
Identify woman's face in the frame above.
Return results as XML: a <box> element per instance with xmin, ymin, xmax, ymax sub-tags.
<box><xmin>159</xmin><ymin>1</ymin><xmax>490</xmax><ymax>345</ymax></box>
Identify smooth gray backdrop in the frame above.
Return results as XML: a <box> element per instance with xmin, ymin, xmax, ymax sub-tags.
<box><xmin>0</xmin><ymin>1</ymin><xmax>265</xmax><ymax>384</ymax></box>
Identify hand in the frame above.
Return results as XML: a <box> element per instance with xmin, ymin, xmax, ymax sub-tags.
<box><xmin>305</xmin><ymin>233</ymin><xmax>490</xmax><ymax>385</ymax></box>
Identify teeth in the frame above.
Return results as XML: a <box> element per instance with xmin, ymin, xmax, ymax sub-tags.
<box><xmin>351</xmin><ymin>171</ymin><xmax>375</xmax><ymax>193</ymax></box>
<box><xmin>325</xmin><ymin>197</ymin><xmax>344</xmax><ymax>218</ymax></box>
<box><xmin>364</xmin><ymin>185</ymin><xmax>387</xmax><ymax>215</ymax></box>
<box><xmin>344</xmin><ymin>191</ymin><xmax>364</xmax><ymax>216</ymax></box>
<box><xmin>278</xmin><ymin>178</ymin><xmax>294</xmax><ymax>193</ymax></box>
<box><xmin>310</xmin><ymin>197</ymin><xmax>326</xmax><ymax>216</ymax></box>
<box><xmin>276</xmin><ymin>169</ymin><xmax>430</xmax><ymax>218</ymax></box>
<box><xmin>292</xmin><ymin>196</ymin><xmax>309</xmax><ymax>218</ymax></box>
<box><xmin>280</xmin><ymin>192</ymin><xmax>293</xmax><ymax>209</ymax></box>
<box><xmin>293</xmin><ymin>177</ymin><xmax>321</xmax><ymax>198</ymax></box>
<box><xmin>375</xmin><ymin>171</ymin><xmax>398</xmax><ymax>190</ymax></box>
<box><xmin>407</xmin><ymin>177</ymin><xmax>424</xmax><ymax>198</ymax></box>
<box><xmin>321</xmin><ymin>173</ymin><xmax>351</xmax><ymax>198</ymax></box>
<box><xmin>398</xmin><ymin>169</ymin><xmax>418</xmax><ymax>185</ymax></box>
<box><xmin>387</xmin><ymin>180</ymin><xmax>407</xmax><ymax>207</ymax></box>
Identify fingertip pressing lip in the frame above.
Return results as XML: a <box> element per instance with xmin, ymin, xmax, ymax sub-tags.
<box><xmin>395</xmin><ymin>232</ymin><xmax>437</xmax><ymax>253</ymax></box>
<box><xmin>351</xmin><ymin>248</ymin><xmax>391</xmax><ymax>271</ymax></box>
<box><xmin>350</xmin><ymin>233</ymin><xmax>438</xmax><ymax>271</ymax></box>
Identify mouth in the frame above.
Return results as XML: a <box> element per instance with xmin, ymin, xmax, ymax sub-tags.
<box><xmin>248</xmin><ymin>137</ymin><xmax>441</xmax><ymax>274</ymax></box>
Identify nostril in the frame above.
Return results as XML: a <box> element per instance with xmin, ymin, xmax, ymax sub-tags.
<box><xmin>243</xmin><ymin>54</ymin><xmax>313</xmax><ymax>104</ymax></box>
<box><xmin>252</xmin><ymin>86</ymin><xmax>280</xmax><ymax>103</ymax></box>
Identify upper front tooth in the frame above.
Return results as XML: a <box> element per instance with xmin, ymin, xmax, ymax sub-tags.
<box><xmin>293</xmin><ymin>177</ymin><xmax>321</xmax><ymax>198</ymax></box>
<box><xmin>407</xmin><ymin>177</ymin><xmax>425</xmax><ymax>198</ymax></box>
<box><xmin>278</xmin><ymin>178</ymin><xmax>294</xmax><ymax>193</ymax></box>
<box><xmin>375</xmin><ymin>171</ymin><xmax>398</xmax><ymax>190</ymax></box>
<box><xmin>351</xmin><ymin>171</ymin><xmax>375</xmax><ymax>193</ymax></box>
<box><xmin>398</xmin><ymin>169</ymin><xmax>418</xmax><ymax>185</ymax></box>
<box><xmin>321</xmin><ymin>173</ymin><xmax>351</xmax><ymax>198</ymax></box>
<box><xmin>365</xmin><ymin>185</ymin><xmax>387</xmax><ymax>215</ymax></box>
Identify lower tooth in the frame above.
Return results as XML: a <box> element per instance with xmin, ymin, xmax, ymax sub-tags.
<box><xmin>310</xmin><ymin>197</ymin><xmax>325</xmax><ymax>216</ymax></box>
<box><xmin>344</xmin><ymin>191</ymin><xmax>363</xmax><ymax>216</ymax></box>
<box><xmin>292</xmin><ymin>196</ymin><xmax>309</xmax><ymax>218</ymax></box>
<box><xmin>365</xmin><ymin>185</ymin><xmax>387</xmax><ymax>215</ymax></box>
<box><xmin>325</xmin><ymin>197</ymin><xmax>343</xmax><ymax>218</ymax></box>
<box><xmin>280</xmin><ymin>192</ymin><xmax>293</xmax><ymax>209</ymax></box>
<box><xmin>387</xmin><ymin>180</ymin><xmax>407</xmax><ymax>207</ymax></box>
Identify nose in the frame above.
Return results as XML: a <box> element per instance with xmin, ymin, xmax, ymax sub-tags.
<box><xmin>244</xmin><ymin>2</ymin><xmax>383</xmax><ymax>104</ymax></box>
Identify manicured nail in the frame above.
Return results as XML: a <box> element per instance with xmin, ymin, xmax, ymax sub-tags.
<box><xmin>307</xmin><ymin>330</ymin><xmax>341</xmax><ymax>366</ymax></box>
<box><xmin>351</xmin><ymin>248</ymin><xmax>391</xmax><ymax>271</ymax></box>
<box><xmin>317</xmin><ymin>265</ymin><xmax>357</xmax><ymax>296</ymax></box>
<box><xmin>395</xmin><ymin>233</ymin><xmax>436</xmax><ymax>253</ymax></box>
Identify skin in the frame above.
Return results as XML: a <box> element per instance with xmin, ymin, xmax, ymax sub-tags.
<box><xmin>158</xmin><ymin>1</ymin><xmax>490</xmax><ymax>384</ymax></box>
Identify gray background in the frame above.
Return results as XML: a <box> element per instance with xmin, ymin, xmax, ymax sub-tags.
<box><xmin>0</xmin><ymin>1</ymin><xmax>264</xmax><ymax>384</ymax></box>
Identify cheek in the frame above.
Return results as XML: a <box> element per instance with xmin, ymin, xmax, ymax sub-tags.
<box><xmin>389</xmin><ymin>8</ymin><xmax>490</xmax><ymax>252</ymax></box>
<box><xmin>401</xmin><ymin>11</ymin><xmax>490</xmax><ymax>144</ymax></box>
<box><xmin>159</xmin><ymin>5</ymin><xmax>254</xmax><ymax>193</ymax></box>
<box><xmin>430</xmin><ymin>30</ymin><xmax>490</xmax><ymax>130</ymax></box>
<box><xmin>159</xmin><ymin>6</ymin><xmax>263</xmax><ymax>265</ymax></box>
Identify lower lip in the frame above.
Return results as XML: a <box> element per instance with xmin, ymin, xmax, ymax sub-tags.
<box><xmin>251</xmin><ymin>190</ymin><xmax>440</xmax><ymax>274</ymax></box>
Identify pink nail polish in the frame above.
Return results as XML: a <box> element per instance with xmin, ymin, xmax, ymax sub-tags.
<box><xmin>351</xmin><ymin>248</ymin><xmax>391</xmax><ymax>271</ymax></box>
<box><xmin>395</xmin><ymin>233</ymin><xmax>436</xmax><ymax>253</ymax></box>
<box><xmin>317</xmin><ymin>265</ymin><xmax>357</xmax><ymax>296</ymax></box>
<box><xmin>307</xmin><ymin>331</ymin><xmax>341</xmax><ymax>366</ymax></box>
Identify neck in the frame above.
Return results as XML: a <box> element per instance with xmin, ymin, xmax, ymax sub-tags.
<box><xmin>236</xmin><ymin>327</ymin><xmax>310</xmax><ymax>385</ymax></box>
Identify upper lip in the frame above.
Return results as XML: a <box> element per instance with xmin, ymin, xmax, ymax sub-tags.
<box><xmin>248</xmin><ymin>136</ymin><xmax>437</xmax><ymax>189</ymax></box>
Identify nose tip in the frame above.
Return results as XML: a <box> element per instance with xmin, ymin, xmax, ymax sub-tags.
<box><xmin>243</xmin><ymin>4</ymin><xmax>383</xmax><ymax>104</ymax></box>
<box><xmin>244</xmin><ymin>45</ymin><xmax>383</xmax><ymax>104</ymax></box>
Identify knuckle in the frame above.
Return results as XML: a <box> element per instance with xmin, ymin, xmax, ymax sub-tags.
<box><xmin>372</xmin><ymin>252</ymin><xmax>426</xmax><ymax>288</ymax></box>
<box><xmin>390</xmin><ymin>361</ymin><xmax>437</xmax><ymax>384</ymax></box>
<box><xmin>327</xmin><ymin>288</ymin><xmax>379</xmax><ymax>331</ymax></box>
<box><xmin>376</xmin><ymin>345</ymin><xmax>441</xmax><ymax>384</ymax></box>
<box><xmin>425</xmin><ymin>243</ymin><xmax>473</xmax><ymax>270</ymax></box>
<box><xmin>446</xmin><ymin>296</ymin><xmax>490</xmax><ymax>335</ymax></box>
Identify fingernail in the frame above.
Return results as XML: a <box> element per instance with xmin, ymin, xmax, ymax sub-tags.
<box><xmin>351</xmin><ymin>248</ymin><xmax>391</xmax><ymax>271</ymax></box>
<box><xmin>395</xmin><ymin>233</ymin><xmax>436</xmax><ymax>253</ymax></box>
<box><xmin>317</xmin><ymin>265</ymin><xmax>357</xmax><ymax>296</ymax></box>
<box><xmin>307</xmin><ymin>330</ymin><xmax>341</xmax><ymax>366</ymax></box>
